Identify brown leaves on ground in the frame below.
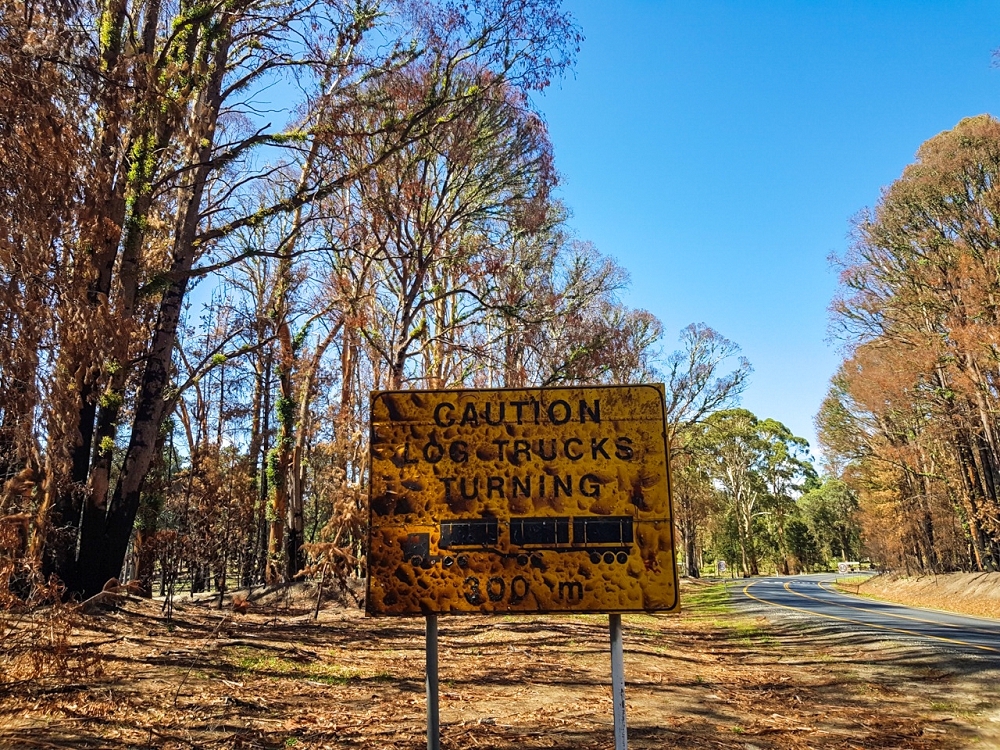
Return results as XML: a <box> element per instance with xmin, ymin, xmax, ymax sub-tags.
<box><xmin>0</xmin><ymin>583</ymin><xmax>993</xmax><ymax>749</ymax></box>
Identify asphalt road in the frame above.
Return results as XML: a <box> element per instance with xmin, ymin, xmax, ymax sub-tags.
<box><xmin>735</xmin><ymin>574</ymin><xmax>1000</xmax><ymax>662</ymax></box>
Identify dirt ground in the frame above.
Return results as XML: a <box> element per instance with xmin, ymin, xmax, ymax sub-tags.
<box><xmin>1</xmin><ymin>580</ymin><xmax>998</xmax><ymax>749</ymax></box>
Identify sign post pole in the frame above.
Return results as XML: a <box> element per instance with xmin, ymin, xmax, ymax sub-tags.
<box><xmin>609</xmin><ymin>613</ymin><xmax>628</xmax><ymax>750</ymax></box>
<box><xmin>426</xmin><ymin>614</ymin><xmax>439</xmax><ymax>750</ymax></box>
<box><xmin>368</xmin><ymin>386</ymin><xmax>680</xmax><ymax>749</ymax></box>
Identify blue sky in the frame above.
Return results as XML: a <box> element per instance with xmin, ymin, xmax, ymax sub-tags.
<box><xmin>538</xmin><ymin>0</ymin><xmax>1000</xmax><ymax>463</ymax></box>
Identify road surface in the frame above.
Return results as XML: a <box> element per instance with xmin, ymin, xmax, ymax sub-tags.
<box><xmin>735</xmin><ymin>574</ymin><xmax>1000</xmax><ymax>662</ymax></box>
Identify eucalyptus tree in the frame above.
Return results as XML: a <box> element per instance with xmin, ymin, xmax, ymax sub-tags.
<box><xmin>660</xmin><ymin>324</ymin><xmax>750</xmax><ymax>577</ymax></box>
<box><xmin>348</xmin><ymin>72</ymin><xmax>557</xmax><ymax>390</ymax></box>
<box><xmin>798</xmin><ymin>478</ymin><xmax>861</xmax><ymax>564</ymax></box>
<box><xmin>757</xmin><ymin>420</ymin><xmax>814</xmax><ymax>574</ymax></box>
<box><xmin>702</xmin><ymin>409</ymin><xmax>813</xmax><ymax>576</ymax></box>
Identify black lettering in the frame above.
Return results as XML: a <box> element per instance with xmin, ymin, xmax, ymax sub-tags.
<box><xmin>532</xmin><ymin>399</ymin><xmax>541</xmax><ymax>424</ymax></box>
<box><xmin>564</xmin><ymin>437</ymin><xmax>583</xmax><ymax>461</ymax></box>
<box><xmin>553</xmin><ymin>475</ymin><xmax>572</xmax><ymax>497</ymax></box>
<box><xmin>614</xmin><ymin>436</ymin><xmax>634</xmax><ymax>461</ymax></box>
<box><xmin>512</xmin><ymin>476</ymin><xmax>531</xmax><ymax>498</ymax></box>
<box><xmin>483</xmin><ymin>402</ymin><xmax>505</xmax><ymax>426</ymax></box>
<box><xmin>547</xmin><ymin>399</ymin><xmax>571</xmax><ymax>425</ymax></box>
<box><xmin>449</xmin><ymin>440</ymin><xmax>468</xmax><ymax>463</ymax></box>
<box><xmin>558</xmin><ymin>580</ymin><xmax>583</xmax><ymax>601</ymax></box>
<box><xmin>580</xmin><ymin>473</ymin><xmax>601</xmax><ymax>498</ymax></box>
<box><xmin>464</xmin><ymin>576</ymin><xmax>483</xmax><ymax>605</ymax></box>
<box><xmin>510</xmin><ymin>576</ymin><xmax>529</xmax><ymax>604</ymax></box>
<box><xmin>539</xmin><ymin>475</ymin><xmax>546</xmax><ymax>496</ymax></box>
<box><xmin>580</xmin><ymin>399</ymin><xmax>601</xmax><ymax>424</ymax></box>
<box><xmin>487</xmin><ymin>476</ymin><xmax>505</xmax><ymax>499</ymax></box>
<box><xmin>493</xmin><ymin>439</ymin><xmax>509</xmax><ymax>462</ymax></box>
<box><xmin>591</xmin><ymin>437</ymin><xmax>610</xmax><ymax>460</ymax></box>
<box><xmin>487</xmin><ymin>576</ymin><xmax>506</xmax><ymax>602</ymax></box>
<box><xmin>434</xmin><ymin>402</ymin><xmax>455</xmax><ymax>427</ymax></box>
<box><xmin>537</xmin><ymin>439</ymin><xmax>556</xmax><ymax>461</ymax></box>
<box><xmin>513</xmin><ymin>439</ymin><xmax>531</xmax><ymax>464</ymax></box>
<box><xmin>422</xmin><ymin>440</ymin><xmax>444</xmax><ymax>463</ymax></box>
<box><xmin>440</xmin><ymin>477</ymin><xmax>456</xmax><ymax>499</ymax></box>
<box><xmin>460</xmin><ymin>402</ymin><xmax>479</xmax><ymax>427</ymax></box>
<box><xmin>511</xmin><ymin>400</ymin><xmax>530</xmax><ymax>424</ymax></box>
<box><xmin>459</xmin><ymin>477</ymin><xmax>479</xmax><ymax>500</ymax></box>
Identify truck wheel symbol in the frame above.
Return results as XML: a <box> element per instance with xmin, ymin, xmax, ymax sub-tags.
<box><xmin>616</xmin><ymin>552</ymin><xmax>628</xmax><ymax>564</ymax></box>
<box><xmin>589</xmin><ymin>552</ymin><xmax>602</xmax><ymax>564</ymax></box>
<box><xmin>603</xmin><ymin>552</ymin><xmax>615</xmax><ymax>564</ymax></box>
<box><xmin>457</xmin><ymin>555</ymin><xmax>469</xmax><ymax>568</ymax></box>
<box><xmin>442</xmin><ymin>556</ymin><xmax>454</xmax><ymax>568</ymax></box>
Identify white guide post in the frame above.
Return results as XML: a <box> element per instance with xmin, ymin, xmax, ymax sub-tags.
<box><xmin>426</xmin><ymin>615</ymin><xmax>440</xmax><ymax>750</ymax></box>
<box><xmin>609</xmin><ymin>613</ymin><xmax>628</xmax><ymax>750</ymax></box>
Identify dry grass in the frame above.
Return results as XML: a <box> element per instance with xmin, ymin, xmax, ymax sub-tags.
<box><xmin>0</xmin><ymin>581</ymin><xmax>994</xmax><ymax>749</ymax></box>
<box><xmin>858</xmin><ymin>572</ymin><xmax>1000</xmax><ymax>620</ymax></box>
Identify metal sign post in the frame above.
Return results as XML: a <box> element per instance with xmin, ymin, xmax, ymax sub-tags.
<box><xmin>365</xmin><ymin>385</ymin><xmax>681</xmax><ymax>748</ymax></box>
<box><xmin>609</xmin><ymin>613</ymin><xmax>628</xmax><ymax>750</ymax></box>
<box><xmin>426</xmin><ymin>615</ymin><xmax>439</xmax><ymax>750</ymax></box>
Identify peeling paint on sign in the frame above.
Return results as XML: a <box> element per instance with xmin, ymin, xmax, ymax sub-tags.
<box><xmin>365</xmin><ymin>384</ymin><xmax>679</xmax><ymax>616</ymax></box>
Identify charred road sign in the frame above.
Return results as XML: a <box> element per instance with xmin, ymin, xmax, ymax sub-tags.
<box><xmin>365</xmin><ymin>385</ymin><xmax>678</xmax><ymax>616</ymax></box>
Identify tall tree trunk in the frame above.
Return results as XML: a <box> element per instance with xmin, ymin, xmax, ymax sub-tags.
<box><xmin>69</xmin><ymin>25</ymin><xmax>232</xmax><ymax>598</ymax></box>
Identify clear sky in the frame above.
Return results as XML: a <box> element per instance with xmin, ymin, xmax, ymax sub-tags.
<box><xmin>537</xmin><ymin>0</ymin><xmax>1000</xmax><ymax>464</ymax></box>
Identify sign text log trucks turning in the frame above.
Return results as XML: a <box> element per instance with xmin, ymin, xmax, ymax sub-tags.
<box><xmin>366</xmin><ymin>384</ymin><xmax>679</xmax><ymax>616</ymax></box>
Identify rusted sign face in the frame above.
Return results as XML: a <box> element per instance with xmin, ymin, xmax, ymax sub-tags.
<box><xmin>366</xmin><ymin>385</ymin><xmax>678</xmax><ymax>616</ymax></box>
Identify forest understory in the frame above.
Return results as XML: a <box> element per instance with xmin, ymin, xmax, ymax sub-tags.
<box><xmin>2</xmin><ymin>580</ymin><xmax>998</xmax><ymax>750</ymax></box>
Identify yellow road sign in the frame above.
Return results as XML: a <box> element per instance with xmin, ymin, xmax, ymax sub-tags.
<box><xmin>366</xmin><ymin>384</ymin><xmax>678</xmax><ymax>616</ymax></box>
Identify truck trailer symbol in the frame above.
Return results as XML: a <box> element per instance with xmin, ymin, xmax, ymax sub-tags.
<box><xmin>402</xmin><ymin>515</ymin><xmax>634</xmax><ymax>568</ymax></box>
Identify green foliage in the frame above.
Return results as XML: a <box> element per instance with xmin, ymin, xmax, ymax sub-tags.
<box><xmin>696</xmin><ymin>408</ymin><xmax>817</xmax><ymax>574</ymax></box>
<box><xmin>139</xmin><ymin>274</ymin><xmax>173</xmax><ymax>298</ymax></box>
<box><xmin>99</xmin><ymin>390</ymin><xmax>123</xmax><ymax>410</ymax></box>
<box><xmin>271</xmin><ymin>131</ymin><xmax>310</xmax><ymax>144</ymax></box>
<box><xmin>266</xmin><ymin>448</ymin><xmax>282</xmax><ymax>493</ymax></box>
<box><xmin>275</xmin><ymin>396</ymin><xmax>295</xmax><ymax>428</ymax></box>
<box><xmin>799</xmin><ymin>479</ymin><xmax>861</xmax><ymax>562</ymax></box>
<box><xmin>97</xmin><ymin>436</ymin><xmax>116</xmax><ymax>456</ymax></box>
<box><xmin>291</xmin><ymin>324</ymin><xmax>310</xmax><ymax>354</ymax></box>
<box><xmin>785</xmin><ymin>519</ymin><xmax>822</xmax><ymax>571</ymax></box>
<box><xmin>126</xmin><ymin>131</ymin><xmax>156</xmax><ymax>188</ymax></box>
<box><xmin>135</xmin><ymin>493</ymin><xmax>164</xmax><ymax>531</ymax></box>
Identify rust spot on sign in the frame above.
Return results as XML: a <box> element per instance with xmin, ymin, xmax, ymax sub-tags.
<box><xmin>366</xmin><ymin>385</ymin><xmax>679</xmax><ymax>616</ymax></box>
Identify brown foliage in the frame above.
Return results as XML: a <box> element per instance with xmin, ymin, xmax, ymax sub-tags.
<box><xmin>824</xmin><ymin>114</ymin><xmax>1000</xmax><ymax>572</ymax></box>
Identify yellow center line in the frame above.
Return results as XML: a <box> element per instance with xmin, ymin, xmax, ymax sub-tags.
<box><xmin>742</xmin><ymin>581</ymin><xmax>1000</xmax><ymax>655</ymax></box>
<box><xmin>814</xmin><ymin>580</ymin><xmax>1000</xmax><ymax>634</ymax></box>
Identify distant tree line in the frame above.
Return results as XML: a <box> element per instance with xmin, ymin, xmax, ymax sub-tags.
<box><xmin>672</xmin><ymin>406</ymin><xmax>861</xmax><ymax>578</ymax></box>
